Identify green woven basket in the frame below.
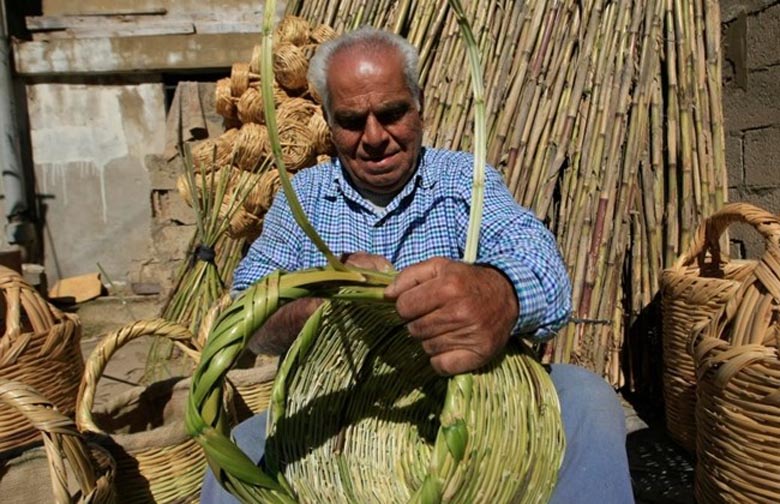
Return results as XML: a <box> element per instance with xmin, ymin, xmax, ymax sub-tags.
<box><xmin>186</xmin><ymin>268</ymin><xmax>564</xmax><ymax>503</ymax></box>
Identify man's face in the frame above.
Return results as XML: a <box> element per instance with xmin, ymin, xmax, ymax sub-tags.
<box><xmin>325</xmin><ymin>47</ymin><xmax>423</xmax><ymax>195</ymax></box>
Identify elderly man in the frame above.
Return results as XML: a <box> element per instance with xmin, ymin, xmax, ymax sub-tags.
<box><xmin>202</xmin><ymin>28</ymin><xmax>633</xmax><ymax>503</ymax></box>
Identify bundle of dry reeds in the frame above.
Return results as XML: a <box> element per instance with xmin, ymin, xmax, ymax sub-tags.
<box><xmin>283</xmin><ymin>0</ymin><xmax>726</xmax><ymax>386</ymax></box>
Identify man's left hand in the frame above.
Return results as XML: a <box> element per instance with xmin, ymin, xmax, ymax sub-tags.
<box><xmin>384</xmin><ymin>257</ymin><xmax>518</xmax><ymax>375</ymax></box>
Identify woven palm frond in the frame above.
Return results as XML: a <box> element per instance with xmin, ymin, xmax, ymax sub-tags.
<box><xmin>187</xmin><ymin>269</ymin><xmax>565</xmax><ymax>503</ymax></box>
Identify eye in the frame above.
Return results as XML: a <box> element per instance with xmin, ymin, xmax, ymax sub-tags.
<box><xmin>377</xmin><ymin>104</ymin><xmax>409</xmax><ymax>125</ymax></box>
<box><xmin>334</xmin><ymin>114</ymin><xmax>365</xmax><ymax>131</ymax></box>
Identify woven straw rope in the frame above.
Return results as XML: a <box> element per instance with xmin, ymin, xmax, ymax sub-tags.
<box><xmin>661</xmin><ymin>203</ymin><xmax>780</xmax><ymax>452</ymax></box>
<box><xmin>187</xmin><ymin>270</ymin><xmax>564</xmax><ymax>503</ymax></box>
<box><xmin>0</xmin><ymin>378</ymin><xmax>116</xmax><ymax>503</ymax></box>
<box><xmin>692</xmin><ymin>225</ymin><xmax>780</xmax><ymax>503</ymax></box>
<box><xmin>0</xmin><ymin>266</ymin><xmax>84</xmax><ymax>453</ymax></box>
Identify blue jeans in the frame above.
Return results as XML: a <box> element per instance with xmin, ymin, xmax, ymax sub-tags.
<box><xmin>201</xmin><ymin>364</ymin><xmax>633</xmax><ymax>503</ymax></box>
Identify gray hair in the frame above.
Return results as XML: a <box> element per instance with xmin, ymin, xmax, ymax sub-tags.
<box><xmin>307</xmin><ymin>27</ymin><xmax>421</xmax><ymax>116</ymax></box>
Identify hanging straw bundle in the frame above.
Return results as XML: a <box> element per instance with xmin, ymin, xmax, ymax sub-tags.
<box><xmin>187</xmin><ymin>1</ymin><xmax>565</xmax><ymax>502</ymax></box>
<box><xmin>152</xmin><ymin>128</ymin><xmax>274</xmax><ymax>380</ymax></box>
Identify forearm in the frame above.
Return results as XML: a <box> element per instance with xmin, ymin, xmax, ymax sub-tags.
<box><xmin>247</xmin><ymin>297</ymin><xmax>323</xmax><ymax>355</ymax></box>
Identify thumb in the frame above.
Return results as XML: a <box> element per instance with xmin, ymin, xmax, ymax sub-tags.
<box><xmin>384</xmin><ymin>259</ymin><xmax>441</xmax><ymax>299</ymax></box>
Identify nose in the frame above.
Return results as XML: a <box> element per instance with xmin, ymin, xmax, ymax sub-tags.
<box><xmin>362</xmin><ymin>113</ymin><xmax>389</xmax><ymax>150</ymax></box>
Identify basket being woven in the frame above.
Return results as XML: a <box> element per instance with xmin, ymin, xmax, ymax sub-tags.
<box><xmin>0</xmin><ymin>265</ymin><xmax>84</xmax><ymax>453</ymax></box>
<box><xmin>660</xmin><ymin>203</ymin><xmax>780</xmax><ymax>452</ymax></box>
<box><xmin>0</xmin><ymin>378</ymin><xmax>116</xmax><ymax>504</ymax></box>
<box><xmin>187</xmin><ymin>269</ymin><xmax>565</xmax><ymax>503</ymax></box>
<box><xmin>692</xmin><ymin>226</ymin><xmax>780</xmax><ymax>503</ymax></box>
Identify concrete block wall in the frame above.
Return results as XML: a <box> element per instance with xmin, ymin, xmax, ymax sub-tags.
<box><xmin>721</xmin><ymin>0</ymin><xmax>780</xmax><ymax>257</ymax></box>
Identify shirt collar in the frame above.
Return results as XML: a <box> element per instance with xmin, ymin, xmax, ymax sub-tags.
<box><xmin>324</xmin><ymin>147</ymin><xmax>437</xmax><ymax>203</ymax></box>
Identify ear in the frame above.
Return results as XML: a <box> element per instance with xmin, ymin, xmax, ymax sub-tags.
<box><xmin>418</xmin><ymin>89</ymin><xmax>425</xmax><ymax>118</ymax></box>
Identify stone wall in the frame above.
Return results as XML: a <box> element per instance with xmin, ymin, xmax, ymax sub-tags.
<box><xmin>721</xmin><ymin>0</ymin><xmax>780</xmax><ymax>256</ymax></box>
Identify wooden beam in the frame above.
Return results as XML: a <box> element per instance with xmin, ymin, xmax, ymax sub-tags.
<box><xmin>32</xmin><ymin>24</ymin><xmax>196</xmax><ymax>40</ymax></box>
<box><xmin>13</xmin><ymin>33</ymin><xmax>261</xmax><ymax>76</ymax></box>
<box><xmin>26</xmin><ymin>12</ymin><xmax>262</xmax><ymax>32</ymax></box>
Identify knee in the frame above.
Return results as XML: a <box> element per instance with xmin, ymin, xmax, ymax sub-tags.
<box><xmin>550</xmin><ymin>364</ymin><xmax>624</xmax><ymax>432</ymax></box>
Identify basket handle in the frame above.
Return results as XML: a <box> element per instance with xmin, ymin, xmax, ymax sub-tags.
<box><xmin>76</xmin><ymin>319</ymin><xmax>196</xmax><ymax>435</ymax></box>
<box><xmin>0</xmin><ymin>378</ymin><xmax>115</xmax><ymax>504</ymax></box>
<box><xmin>674</xmin><ymin>202</ymin><xmax>780</xmax><ymax>269</ymax></box>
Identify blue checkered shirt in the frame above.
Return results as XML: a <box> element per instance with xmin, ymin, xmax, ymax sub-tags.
<box><xmin>233</xmin><ymin>147</ymin><xmax>571</xmax><ymax>341</ymax></box>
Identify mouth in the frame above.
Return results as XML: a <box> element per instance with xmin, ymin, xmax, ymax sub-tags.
<box><xmin>361</xmin><ymin>152</ymin><xmax>400</xmax><ymax>172</ymax></box>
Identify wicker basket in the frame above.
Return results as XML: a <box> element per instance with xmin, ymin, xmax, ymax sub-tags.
<box><xmin>76</xmin><ymin>319</ymin><xmax>204</xmax><ymax>504</ymax></box>
<box><xmin>0</xmin><ymin>266</ymin><xmax>84</xmax><ymax>453</ymax></box>
<box><xmin>692</xmin><ymin>233</ymin><xmax>780</xmax><ymax>503</ymax></box>
<box><xmin>0</xmin><ymin>379</ymin><xmax>116</xmax><ymax>503</ymax></box>
<box><xmin>77</xmin><ymin>318</ymin><xmax>277</xmax><ymax>503</ymax></box>
<box><xmin>660</xmin><ymin>203</ymin><xmax>780</xmax><ymax>452</ymax></box>
<box><xmin>187</xmin><ymin>270</ymin><xmax>565</xmax><ymax>503</ymax></box>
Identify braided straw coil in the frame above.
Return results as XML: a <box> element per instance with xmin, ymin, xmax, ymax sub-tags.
<box><xmin>274</xmin><ymin>15</ymin><xmax>311</xmax><ymax>47</ymax></box>
<box><xmin>215</xmin><ymin>78</ymin><xmax>237</xmax><ymax>120</ymax></box>
<box><xmin>661</xmin><ymin>203</ymin><xmax>780</xmax><ymax>452</ymax></box>
<box><xmin>237</xmin><ymin>88</ymin><xmax>267</xmax><ymax>125</ymax></box>
<box><xmin>0</xmin><ymin>266</ymin><xmax>83</xmax><ymax>453</ymax></box>
<box><xmin>231</xmin><ymin>62</ymin><xmax>259</xmax><ymax>98</ymax></box>
<box><xmin>228</xmin><ymin>209</ymin><xmax>264</xmax><ymax>241</ymax></box>
<box><xmin>273</xmin><ymin>43</ymin><xmax>310</xmax><ymax>92</ymax></box>
<box><xmin>308</xmin><ymin>110</ymin><xmax>334</xmax><ymax>155</ymax></box>
<box><xmin>309</xmin><ymin>23</ymin><xmax>337</xmax><ymax>44</ymax></box>
<box><xmin>278</xmin><ymin>120</ymin><xmax>317</xmax><ymax>172</ymax></box>
<box><xmin>277</xmin><ymin>97</ymin><xmax>320</xmax><ymax>125</ymax></box>
<box><xmin>234</xmin><ymin>123</ymin><xmax>271</xmax><ymax>172</ymax></box>
<box><xmin>691</xmin><ymin>212</ymin><xmax>780</xmax><ymax>503</ymax></box>
<box><xmin>244</xmin><ymin>169</ymin><xmax>282</xmax><ymax>215</ymax></box>
<box><xmin>191</xmin><ymin>129</ymin><xmax>238</xmax><ymax>172</ymax></box>
<box><xmin>186</xmin><ymin>269</ymin><xmax>565</xmax><ymax>503</ymax></box>
<box><xmin>0</xmin><ymin>379</ymin><xmax>116</xmax><ymax>504</ymax></box>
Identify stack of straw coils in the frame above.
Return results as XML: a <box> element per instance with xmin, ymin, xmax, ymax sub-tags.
<box><xmin>182</xmin><ymin>15</ymin><xmax>337</xmax><ymax>241</ymax></box>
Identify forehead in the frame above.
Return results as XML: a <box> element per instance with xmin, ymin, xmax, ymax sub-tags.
<box><xmin>326</xmin><ymin>47</ymin><xmax>413</xmax><ymax>110</ymax></box>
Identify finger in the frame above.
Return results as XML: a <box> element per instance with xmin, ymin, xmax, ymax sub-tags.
<box><xmin>406</xmin><ymin>309</ymin><xmax>475</xmax><ymax>340</ymax></box>
<box><xmin>384</xmin><ymin>258</ymin><xmax>444</xmax><ymax>299</ymax></box>
<box><xmin>429</xmin><ymin>349</ymin><xmax>485</xmax><ymax>376</ymax></box>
